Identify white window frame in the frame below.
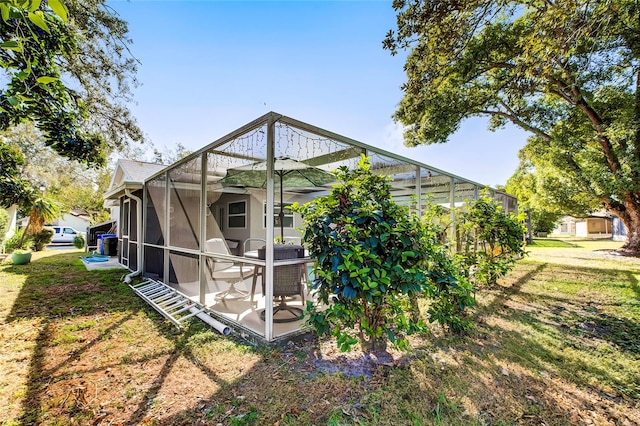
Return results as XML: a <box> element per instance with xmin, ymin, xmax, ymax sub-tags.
<box><xmin>122</xmin><ymin>198</ymin><xmax>130</xmax><ymax>238</ymax></box>
<box><xmin>227</xmin><ymin>200</ymin><xmax>247</xmax><ymax>229</ymax></box>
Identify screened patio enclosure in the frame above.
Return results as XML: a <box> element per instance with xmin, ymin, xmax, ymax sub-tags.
<box><xmin>107</xmin><ymin>112</ymin><xmax>517</xmax><ymax>343</ymax></box>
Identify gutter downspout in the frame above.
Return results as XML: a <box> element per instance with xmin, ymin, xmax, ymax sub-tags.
<box><xmin>124</xmin><ymin>189</ymin><xmax>143</xmax><ymax>284</ymax></box>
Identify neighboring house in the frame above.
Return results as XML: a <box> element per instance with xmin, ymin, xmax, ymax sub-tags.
<box><xmin>54</xmin><ymin>210</ymin><xmax>93</xmax><ymax>233</ymax></box>
<box><xmin>553</xmin><ymin>212</ymin><xmax>613</xmax><ymax>238</ymax></box>
<box><xmin>553</xmin><ymin>216</ymin><xmax>577</xmax><ymax>236</ymax></box>
<box><xmin>17</xmin><ymin>210</ymin><xmax>93</xmax><ymax>233</ymax></box>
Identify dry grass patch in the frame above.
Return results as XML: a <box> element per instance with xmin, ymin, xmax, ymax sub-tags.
<box><xmin>1</xmin><ymin>244</ymin><xmax>639</xmax><ymax>425</ymax></box>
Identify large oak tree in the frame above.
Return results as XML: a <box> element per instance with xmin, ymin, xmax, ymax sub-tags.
<box><xmin>384</xmin><ymin>0</ymin><xmax>640</xmax><ymax>251</ymax></box>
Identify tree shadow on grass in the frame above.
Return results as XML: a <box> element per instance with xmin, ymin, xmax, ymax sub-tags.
<box><xmin>4</xmin><ymin>251</ymin><xmax>639</xmax><ymax>425</ymax></box>
<box><xmin>626</xmin><ymin>270</ymin><xmax>640</xmax><ymax>300</ymax></box>
<box><xmin>1</xmin><ymin>252</ymin><xmax>243</xmax><ymax>424</ymax></box>
<box><xmin>400</xmin><ymin>260</ymin><xmax>640</xmax><ymax>425</ymax></box>
<box><xmin>141</xmin><ymin>258</ymin><xmax>640</xmax><ymax>425</ymax></box>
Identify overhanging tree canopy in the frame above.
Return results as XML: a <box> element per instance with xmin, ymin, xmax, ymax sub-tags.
<box><xmin>0</xmin><ymin>0</ymin><xmax>142</xmax><ymax>166</ymax></box>
<box><xmin>384</xmin><ymin>0</ymin><xmax>640</xmax><ymax>250</ymax></box>
<box><xmin>0</xmin><ymin>139</ymin><xmax>34</xmax><ymax>208</ymax></box>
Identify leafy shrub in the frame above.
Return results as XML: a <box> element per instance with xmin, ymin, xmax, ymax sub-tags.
<box><xmin>5</xmin><ymin>229</ymin><xmax>33</xmax><ymax>253</ymax></box>
<box><xmin>531</xmin><ymin>208</ymin><xmax>560</xmax><ymax>236</ymax></box>
<box><xmin>73</xmin><ymin>234</ymin><xmax>85</xmax><ymax>249</ymax></box>
<box><xmin>293</xmin><ymin>156</ymin><xmax>474</xmax><ymax>351</ymax></box>
<box><xmin>32</xmin><ymin>227</ymin><xmax>54</xmax><ymax>251</ymax></box>
<box><xmin>456</xmin><ymin>192</ymin><xmax>526</xmax><ymax>286</ymax></box>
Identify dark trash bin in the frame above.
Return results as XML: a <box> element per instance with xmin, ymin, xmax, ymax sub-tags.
<box><xmin>97</xmin><ymin>233</ymin><xmax>117</xmax><ymax>255</ymax></box>
<box><xmin>103</xmin><ymin>237</ymin><xmax>118</xmax><ymax>256</ymax></box>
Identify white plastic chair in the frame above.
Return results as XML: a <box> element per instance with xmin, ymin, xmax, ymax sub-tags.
<box><xmin>205</xmin><ymin>238</ymin><xmax>254</xmax><ymax>300</ymax></box>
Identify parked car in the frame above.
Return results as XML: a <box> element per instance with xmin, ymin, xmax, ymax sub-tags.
<box><xmin>51</xmin><ymin>226</ymin><xmax>83</xmax><ymax>244</ymax></box>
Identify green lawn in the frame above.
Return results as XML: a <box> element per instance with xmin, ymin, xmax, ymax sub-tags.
<box><xmin>528</xmin><ymin>236</ymin><xmax>623</xmax><ymax>249</ymax></box>
<box><xmin>1</xmin><ymin>244</ymin><xmax>639</xmax><ymax>425</ymax></box>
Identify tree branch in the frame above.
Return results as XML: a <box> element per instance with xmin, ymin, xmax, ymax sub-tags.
<box><xmin>478</xmin><ymin>108</ymin><xmax>552</xmax><ymax>142</ymax></box>
<box><xmin>574</xmin><ymin>98</ymin><xmax>622</xmax><ymax>173</ymax></box>
<box><xmin>547</xmin><ymin>72</ymin><xmax>623</xmax><ymax>174</ymax></box>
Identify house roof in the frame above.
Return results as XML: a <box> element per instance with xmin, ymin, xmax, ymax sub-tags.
<box><xmin>559</xmin><ymin>210</ymin><xmax>613</xmax><ymax>221</ymax></box>
<box><xmin>104</xmin><ymin>159</ymin><xmax>166</xmax><ymax>205</ymax></box>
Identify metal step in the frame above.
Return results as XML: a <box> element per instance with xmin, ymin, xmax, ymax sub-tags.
<box><xmin>130</xmin><ymin>279</ymin><xmax>206</xmax><ymax>329</ymax></box>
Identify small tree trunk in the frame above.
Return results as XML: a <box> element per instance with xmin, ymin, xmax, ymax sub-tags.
<box><xmin>359</xmin><ymin>334</ymin><xmax>387</xmax><ymax>353</ymax></box>
<box><xmin>358</xmin><ymin>311</ymin><xmax>388</xmax><ymax>353</ymax></box>
<box><xmin>409</xmin><ymin>296</ymin><xmax>421</xmax><ymax>323</ymax></box>
<box><xmin>16</xmin><ymin>216</ymin><xmax>33</xmax><ymax>250</ymax></box>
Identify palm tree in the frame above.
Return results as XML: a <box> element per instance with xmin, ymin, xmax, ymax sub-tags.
<box><xmin>17</xmin><ymin>197</ymin><xmax>60</xmax><ymax>249</ymax></box>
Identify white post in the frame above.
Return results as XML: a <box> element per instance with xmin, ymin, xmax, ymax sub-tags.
<box><xmin>265</xmin><ymin>117</ymin><xmax>276</xmax><ymax>341</ymax></box>
<box><xmin>415</xmin><ymin>166</ymin><xmax>422</xmax><ymax>215</ymax></box>
<box><xmin>200</xmin><ymin>153</ymin><xmax>207</xmax><ymax>305</ymax></box>
<box><xmin>163</xmin><ymin>172</ymin><xmax>170</xmax><ymax>284</ymax></box>
<box><xmin>449</xmin><ymin>177</ymin><xmax>456</xmax><ymax>244</ymax></box>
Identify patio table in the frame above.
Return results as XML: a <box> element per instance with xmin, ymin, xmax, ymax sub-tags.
<box><xmin>243</xmin><ymin>249</ymin><xmax>310</xmax><ymax>302</ymax></box>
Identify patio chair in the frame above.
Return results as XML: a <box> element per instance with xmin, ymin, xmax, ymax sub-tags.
<box><xmin>256</xmin><ymin>245</ymin><xmax>306</xmax><ymax>323</ymax></box>
<box><xmin>205</xmin><ymin>238</ymin><xmax>254</xmax><ymax>300</ymax></box>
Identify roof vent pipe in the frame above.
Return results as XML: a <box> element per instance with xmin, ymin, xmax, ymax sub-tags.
<box><xmin>123</xmin><ymin>188</ymin><xmax>143</xmax><ymax>284</ymax></box>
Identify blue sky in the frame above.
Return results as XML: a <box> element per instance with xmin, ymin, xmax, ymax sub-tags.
<box><xmin>113</xmin><ymin>0</ymin><xmax>529</xmax><ymax>187</ymax></box>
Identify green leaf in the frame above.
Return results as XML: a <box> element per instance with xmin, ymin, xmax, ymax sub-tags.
<box><xmin>7</xmin><ymin>96</ymin><xmax>19</xmax><ymax>106</ymax></box>
<box><xmin>29</xmin><ymin>0</ymin><xmax>42</xmax><ymax>12</ymax></box>
<box><xmin>47</xmin><ymin>0</ymin><xmax>67</xmax><ymax>21</ymax></box>
<box><xmin>1</xmin><ymin>41</ymin><xmax>22</xmax><ymax>52</ymax></box>
<box><xmin>36</xmin><ymin>76</ymin><xmax>58</xmax><ymax>84</ymax></box>
<box><xmin>28</xmin><ymin>10</ymin><xmax>50</xmax><ymax>34</ymax></box>
<box><xmin>16</xmin><ymin>71</ymin><xmax>29</xmax><ymax>81</ymax></box>
<box><xmin>0</xmin><ymin>4</ymin><xmax>9</xmax><ymax>22</ymax></box>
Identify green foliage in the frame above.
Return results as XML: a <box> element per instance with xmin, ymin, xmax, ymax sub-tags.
<box><xmin>530</xmin><ymin>209</ymin><xmax>560</xmax><ymax>236</ymax></box>
<box><xmin>385</xmin><ymin>0</ymin><xmax>640</xmax><ymax>250</ymax></box>
<box><xmin>0</xmin><ymin>208</ymin><xmax>9</xmax><ymax>247</ymax></box>
<box><xmin>229</xmin><ymin>406</ymin><xmax>260</xmax><ymax>426</ymax></box>
<box><xmin>18</xmin><ymin>196</ymin><xmax>59</xmax><ymax>249</ymax></box>
<box><xmin>1</xmin><ymin>123</ymin><xmax>113</xmax><ymax>214</ymax></box>
<box><xmin>506</xmin><ymin>166</ymin><xmax>561</xmax><ymax>236</ymax></box>
<box><xmin>4</xmin><ymin>228</ymin><xmax>32</xmax><ymax>253</ymax></box>
<box><xmin>0</xmin><ymin>139</ymin><xmax>34</xmax><ymax>208</ymax></box>
<box><xmin>293</xmin><ymin>156</ymin><xmax>474</xmax><ymax>351</ymax></box>
<box><xmin>0</xmin><ymin>0</ymin><xmax>142</xmax><ymax>166</ymax></box>
<box><xmin>73</xmin><ymin>233</ymin><xmax>85</xmax><ymax>249</ymax></box>
<box><xmin>32</xmin><ymin>226</ymin><xmax>53</xmax><ymax>251</ymax></box>
<box><xmin>456</xmin><ymin>192</ymin><xmax>526</xmax><ymax>286</ymax></box>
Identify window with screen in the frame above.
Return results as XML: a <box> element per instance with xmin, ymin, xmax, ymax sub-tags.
<box><xmin>227</xmin><ymin>201</ymin><xmax>246</xmax><ymax>228</ymax></box>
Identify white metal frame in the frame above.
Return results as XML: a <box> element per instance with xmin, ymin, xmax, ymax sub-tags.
<box><xmin>133</xmin><ymin>111</ymin><xmax>518</xmax><ymax>343</ymax></box>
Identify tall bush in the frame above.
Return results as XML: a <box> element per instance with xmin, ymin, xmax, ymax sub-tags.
<box><xmin>17</xmin><ymin>197</ymin><xmax>59</xmax><ymax>249</ymax></box>
<box><xmin>457</xmin><ymin>192</ymin><xmax>526</xmax><ymax>286</ymax></box>
<box><xmin>5</xmin><ymin>229</ymin><xmax>33</xmax><ymax>253</ymax></box>
<box><xmin>293</xmin><ymin>156</ymin><xmax>474</xmax><ymax>351</ymax></box>
<box><xmin>73</xmin><ymin>234</ymin><xmax>86</xmax><ymax>249</ymax></box>
<box><xmin>32</xmin><ymin>227</ymin><xmax>54</xmax><ymax>251</ymax></box>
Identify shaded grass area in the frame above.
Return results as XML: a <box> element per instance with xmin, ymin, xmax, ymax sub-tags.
<box><xmin>1</xmin><ymin>247</ymin><xmax>639</xmax><ymax>425</ymax></box>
